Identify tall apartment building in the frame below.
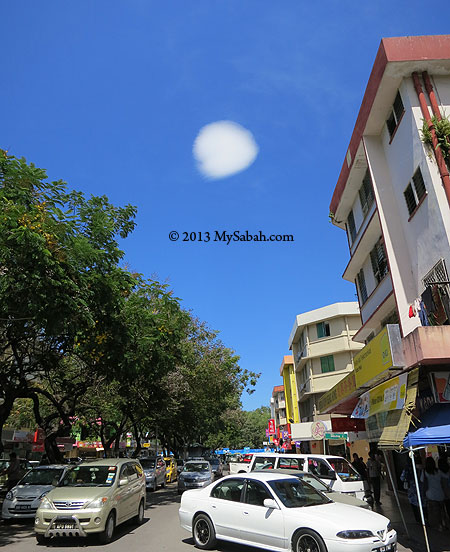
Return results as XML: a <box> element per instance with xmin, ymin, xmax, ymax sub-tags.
<box><xmin>322</xmin><ymin>35</ymin><xmax>450</xmax><ymax>459</ymax></box>
<box><xmin>288</xmin><ymin>302</ymin><xmax>364</xmax><ymax>453</ymax></box>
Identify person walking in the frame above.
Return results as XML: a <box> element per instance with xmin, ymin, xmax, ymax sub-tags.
<box><xmin>401</xmin><ymin>456</ymin><xmax>425</xmax><ymax>523</ymax></box>
<box><xmin>437</xmin><ymin>457</ymin><xmax>450</xmax><ymax>524</ymax></box>
<box><xmin>352</xmin><ymin>453</ymin><xmax>367</xmax><ymax>480</ymax></box>
<box><xmin>0</xmin><ymin>452</ymin><xmax>22</xmax><ymax>491</ymax></box>
<box><xmin>421</xmin><ymin>456</ymin><xmax>446</xmax><ymax>531</ymax></box>
<box><xmin>367</xmin><ymin>451</ymin><xmax>382</xmax><ymax>505</ymax></box>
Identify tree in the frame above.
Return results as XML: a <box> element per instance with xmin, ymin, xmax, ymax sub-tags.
<box><xmin>0</xmin><ymin>150</ymin><xmax>137</xmax><ymax>454</ymax></box>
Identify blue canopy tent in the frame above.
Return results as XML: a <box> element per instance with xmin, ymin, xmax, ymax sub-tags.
<box><xmin>403</xmin><ymin>404</ymin><xmax>450</xmax><ymax>448</ymax></box>
<box><xmin>402</xmin><ymin>403</ymin><xmax>450</xmax><ymax>552</ymax></box>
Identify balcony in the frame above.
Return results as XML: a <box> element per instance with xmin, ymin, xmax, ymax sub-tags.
<box><xmin>343</xmin><ymin>212</ymin><xmax>381</xmax><ymax>283</ymax></box>
<box><xmin>403</xmin><ymin>325</ymin><xmax>450</xmax><ymax>367</ymax></box>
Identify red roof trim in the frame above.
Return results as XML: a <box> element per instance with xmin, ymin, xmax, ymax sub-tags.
<box><xmin>330</xmin><ymin>35</ymin><xmax>450</xmax><ymax>215</ymax></box>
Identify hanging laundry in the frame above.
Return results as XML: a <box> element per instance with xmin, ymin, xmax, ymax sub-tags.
<box><xmin>439</xmin><ymin>286</ymin><xmax>450</xmax><ymax>323</ymax></box>
<box><xmin>418</xmin><ymin>300</ymin><xmax>430</xmax><ymax>326</ymax></box>
<box><xmin>421</xmin><ymin>287</ymin><xmax>435</xmax><ymax>314</ymax></box>
<box><xmin>409</xmin><ymin>305</ymin><xmax>414</xmax><ymax>318</ymax></box>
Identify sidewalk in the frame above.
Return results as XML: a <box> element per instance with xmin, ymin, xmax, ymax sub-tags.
<box><xmin>376</xmin><ymin>478</ymin><xmax>449</xmax><ymax>552</ymax></box>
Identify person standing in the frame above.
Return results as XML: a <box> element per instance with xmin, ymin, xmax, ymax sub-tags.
<box><xmin>437</xmin><ymin>457</ymin><xmax>450</xmax><ymax>524</ymax></box>
<box><xmin>0</xmin><ymin>452</ymin><xmax>21</xmax><ymax>491</ymax></box>
<box><xmin>401</xmin><ymin>456</ymin><xmax>425</xmax><ymax>523</ymax></box>
<box><xmin>367</xmin><ymin>451</ymin><xmax>382</xmax><ymax>505</ymax></box>
<box><xmin>421</xmin><ymin>457</ymin><xmax>446</xmax><ymax>530</ymax></box>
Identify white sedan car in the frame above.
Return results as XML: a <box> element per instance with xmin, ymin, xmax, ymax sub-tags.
<box><xmin>179</xmin><ymin>472</ymin><xmax>397</xmax><ymax>552</ymax></box>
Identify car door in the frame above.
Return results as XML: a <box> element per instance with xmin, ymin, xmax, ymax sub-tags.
<box><xmin>209</xmin><ymin>478</ymin><xmax>244</xmax><ymax>539</ymax></box>
<box><xmin>116</xmin><ymin>463</ymin><xmax>133</xmax><ymax>522</ymax></box>
<box><xmin>125</xmin><ymin>463</ymin><xmax>142</xmax><ymax>518</ymax></box>
<box><xmin>239</xmin><ymin>479</ymin><xmax>285</xmax><ymax>550</ymax></box>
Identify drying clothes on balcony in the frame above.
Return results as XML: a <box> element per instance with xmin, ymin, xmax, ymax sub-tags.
<box><xmin>418</xmin><ymin>300</ymin><xmax>430</xmax><ymax>326</ymax></box>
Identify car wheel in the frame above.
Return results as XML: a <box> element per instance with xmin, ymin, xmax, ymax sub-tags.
<box><xmin>193</xmin><ymin>514</ymin><xmax>217</xmax><ymax>550</ymax></box>
<box><xmin>98</xmin><ymin>511</ymin><xmax>116</xmax><ymax>544</ymax></box>
<box><xmin>134</xmin><ymin>499</ymin><xmax>145</xmax><ymax>525</ymax></box>
<box><xmin>293</xmin><ymin>529</ymin><xmax>326</xmax><ymax>552</ymax></box>
<box><xmin>35</xmin><ymin>534</ymin><xmax>48</xmax><ymax>545</ymax></box>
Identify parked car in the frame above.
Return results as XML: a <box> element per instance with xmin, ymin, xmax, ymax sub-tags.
<box><xmin>179</xmin><ymin>472</ymin><xmax>397</xmax><ymax>552</ymax></box>
<box><xmin>176</xmin><ymin>458</ymin><xmax>184</xmax><ymax>475</ymax></box>
<box><xmin>2</xmin><ymin>465</ymin><xmax>69</xmax><ymax>520</ymax></box>
<box><xmin>178</xmin><ymin>460</ymin><xmax>214</xmax><ymax>494</ymax></box>
<box><xmin>208</xmin><ymin>458</ymin><xmax>223</xmax><ymax>479</ymax></box>
<box><xmin>164</xmin><ymin>457</ymin><xmax>177</xmax><ymax>483</ymax></box>
<box><xmin>35</xmin><ymin>458</ymin><xmax>145</xmax><ymax>544</ymax></box>
<box><xmin>140</xmin><ymin>456</ymin><xmax>166</xmax><ymax>491</ymax></box>
<box><xmin>249</xmin><ymin>453</ymin><xmax>365</xmax><ymax>499</ymax></box>
<box><xmin>257</xmin><ymin>468</ymin><xmax>370</xmax><ymax>509</ymax></box>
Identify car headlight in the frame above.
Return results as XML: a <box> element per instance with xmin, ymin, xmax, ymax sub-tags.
<box><xmin>40</xmin><ymin>497</ymin><xmax>53</xmax><ymax>509</ymax></box>
<box><xmin>85</xmin><ymin>497</ymin><xmax>108</xmax><ymax>509</ymax></box>
<box><xmin>5</xmin><ymin>490</ymin><xmax>16</xmax><ymax>500</ymax></box>
<box><xmin>387</xmin><ymin>522</ymin><xmax>392</xmax><ymax>532</ymax></box>
<box><xmin>336</xmin><ymin>530</ymin><xmax>374</xmax><ymax>539</ymax></box>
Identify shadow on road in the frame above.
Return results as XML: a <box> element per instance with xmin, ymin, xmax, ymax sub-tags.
<box><xmin>145</xmin><ymin>482</ymin><xmax>181</xmax><ymax>510</ymax></box>
<box><xmin>0</xmin><ymin>519</ymin><xmax>35</xmax><ymax>548</ymax></box>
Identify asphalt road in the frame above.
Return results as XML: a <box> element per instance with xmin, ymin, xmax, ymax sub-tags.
<box><xmin>1</xmin><ymin>480</ymin><xmax>448</xmax><ymax>552</ymax></box>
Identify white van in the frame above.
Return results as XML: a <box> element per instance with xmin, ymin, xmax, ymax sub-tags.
<box><xmin>249</xmin><ymin>452</ymin><xmax>365</xmax><ymax>499</ymax></box>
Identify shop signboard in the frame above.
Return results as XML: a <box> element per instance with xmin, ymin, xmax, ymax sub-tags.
<box><xmin>430</xmin><ymin>372</ymin><xmax>450</xmax><ymax>403</ymax></box>
<box><xmin>268</xmin><ymin>419</ymin><xmax>276</xmax><ymax>434</ymax></box>
<box><xmin>351</xmin><ymin>373</ymin><xmax>408</xmax><ymax>419</ymax></box>
<box><xmin>318</xmin><ymin>372</ymin><xmax>356</xmax><ymax>413</ymax></box>
<box><xmin>331</xmin><ymin>417</ymin><xmax>365</xmax><ymax>432</ymax></box>
<box><xmin>311</xmin><ymin>421</ymin><xmax>326</xmax><ymax>440</ymax></box>
<box><xmin>353</xmin><ymin>325</ymin><xmax>404</xmax><ymax>389</ymax></box>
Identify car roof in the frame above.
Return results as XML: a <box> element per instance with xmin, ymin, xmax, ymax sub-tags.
<box><xmin>225</xmin><ymin>472</ymin><xmax>297</xmax><ymax>482</ymax></box>
<box><xmin>32</xmin><ymin>465</ymin><xmax>67</xmax><ymax>470</ymax></box>
<box><xmin>78</xmin><ymin>458</ymin><xmax>134</xmax><ymax>467</ymax></box>
<box><xmin>253</xmin><ymin>453</ymin><xmax>343</xmax><ymax>459</ymax></box>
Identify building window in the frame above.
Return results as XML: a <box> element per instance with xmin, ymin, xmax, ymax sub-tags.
<box><xmin>404</xmin><ymin>167</ymin><xmax>427</xmax><ymax>216</ymax></box>
<box><xmin>370</xmin><ymin>239</ymin><xmax>389</xmax><ymax>284</ymax></box>
<box><xmin>316</xmin><ymin>321</ymin><xmax>330</xmax><ymax>339</ymax></box>
<box><xmin>320</xmin><ymin>355</ymin><xmax>335</xmax><ymax>373</ymax></box>
<box><xmin>381</xmin><ymin>310</ymin><xmax>399</xmax><ymax>327</ymax></box>
<box><xmin>386</xmin><ymin>91</ymin><xmax>405</xmax><ymax>138</ymax></box>
<box><xmin>359</xmin><ymin>169</ymin><xmax>375</xmax><ymax>216</ymax></box>
<box><xmin>347</xmin><ymin>209</ymin><xmax>357</xmax><ymax>243</ymax></box>
<box><xmin>356</xmin><ymin>269</ymin><xmax>368</xmax><ymax>304</ymax></box>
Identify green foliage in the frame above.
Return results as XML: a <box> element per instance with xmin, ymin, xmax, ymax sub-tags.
<box><xmin>421</xmin><ymin>116</ymin><xmax>450</xmax><ymax>169</ymax></box>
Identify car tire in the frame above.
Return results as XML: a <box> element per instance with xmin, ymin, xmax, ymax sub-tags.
<box><xmin>35</xmin><ymin>534</ymin><xmax>48</xmax><ymax>545</ymax></box>
<box><xmin>134</xmin><ymin>499</ymin><xmax>145</xmax><ymax>525</ymax></box>
<box><xmin>292</xmin><ymin>529</ymin><xmax>326</xmax><ymax>552</ymax></box>
<box><xmin>193</xmin><ymin>514</ymin><xmax>217</xmax><ymax>550</ymax></box>
<box><xmin>98</xmin><ymin>511</ymin><xmax>116</xmax><ymax>544</ymax></box>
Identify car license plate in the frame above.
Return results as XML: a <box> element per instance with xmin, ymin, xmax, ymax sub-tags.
<box><xmin>16</xmin><ymin>505</ymin><xmax>31</xmax><ymax>510</ymax></box>
<box><xmin>55</xmin><ymin>521</ymin><xmax>76</xmax><ymax>529</ymax></box>
<box><xmin>376</xmin><ymin>545</ymin><xmax>396</xmax><ymax>552</ymax></box>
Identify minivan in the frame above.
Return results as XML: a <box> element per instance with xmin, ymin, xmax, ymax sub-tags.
<box><xmin>250</xmin><ymin>453</ymin><xmax>365</xmax><ymax>499</ymax></box>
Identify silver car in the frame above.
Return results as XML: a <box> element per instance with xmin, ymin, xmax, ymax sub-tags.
<box><xmin>178</xmin><ymin>461</ymin><xmax>213</xmax><ymax>494</ymax></box>
<box><xmin>2</xmin><ymin>465</ymin><xmax>68</xmax><ymax>520</ymax></box>
<box><xmin>140</xmin><ymin>457</ymin><xmax>166</xmax><ymax>491</ymax></box>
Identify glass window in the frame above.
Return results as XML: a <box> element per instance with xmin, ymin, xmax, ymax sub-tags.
<box><xmin>61</xmin><ymin>465</ymin><xmax>118</xmax><ymax>487</ymax></box>
<box><xmin>320</xmin><ymin>355</ymin><xmax>335</xmax><ymax>373</ymax></box>
<box><xmin>316</xmin><ymin>322</ymin><xmax>330</xmax><ymax>339</ymax></box>
<box><xmin>20</xmin><ymin>468</ymin><xmax>64</xmax><ymax>486</ymax></box>
<box><xmin>328</xmin><ymin>458</ymin><xmax>362</xmax><ymax>482</ymax></box>
<box><xmin>404</xmin><ymin>167</ymin><xmax>426</xmax><ymax>216</ymax></box>
<box><xmin>253</xmin><ymin>456</ymin><xmax>275</xmax><ymax>470</ymax></box>
<box><xmin>278</xmin><ymin>457</ymin><xmax>304</xmax><ymax>470</ymax></box>
<box><xmin>211</xmin><ymin>479</ymin><xmax>244</xmax><ymax>502</ymax></box>
<box><xmin>359</xmin><ymin>169</ymin><xmax>375</xmax><ymax>216</ymax></box>
<box><xmin>347</xmin><ymin>209</ymin><xmax>357</xmax><ymax>243</ymax></box>
<box><xmin>244</xmin><ymin>480</ymin><xmax>272</xmax><ymax>506</ymax></box>
<box><xmin>386</xmin><ymin>91</ymin><xmax>404</xmax><ymax>138</ymax></box>
<box><xmin>268</xmin><ymin>479</ymin><xmax>330</xmax><ymax>508</ymax></box>
<box><xmin>357</xmin><ymin>269</ymin><xmax>368</xmax><ymax>304</ymax></box>
<box><xmin>140</xmin><ymin>458</ymin><xmax>156</xmax><ymax>469</ymax></box>
<box><xmin>370</xmin><ymin>239</ymin><xmax>389</xmax><ymax>284</ymax></box>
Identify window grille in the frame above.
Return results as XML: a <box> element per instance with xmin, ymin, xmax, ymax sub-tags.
<box><xmin>357</xmin><ymin>269</ymin><xmax>368</xmax><ymax>304</ymax></box>
<box><xmin>370</xmin><ymin>239</ymin><xmax>389</xmax><ymax>284</ymax></box>
<box><xmin>404</xmin><ymin>168</ymin><xmax>427</xmax><ymax>216</ymax></box>
<box><xmin>347</xmin><ymin>209</ymin><xmax>357</xmax><ymax>243</ymax></box>
<box><xmin>422</xmin><ymin>259</ymin><xmax>450</xmax><ymax>296</ymax></box>
<box><xmin>386</xmin><ymin>91</ymin><xmax>405</xmax><ymax>138</ymax></box>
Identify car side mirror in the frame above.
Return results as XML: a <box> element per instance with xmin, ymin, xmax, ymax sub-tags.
<box><xmin>263</xmin><ymin>498</ymin><xmax>280</xmax><ymax>510</ymax></box>
<box><xmin>119</xmin><ymin>478</ymin><xmax>128</xmax><ymax>487</ymax></box>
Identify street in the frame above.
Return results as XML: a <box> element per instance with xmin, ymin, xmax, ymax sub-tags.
<box><xmin>1</xmin><ymin>481</ymin><xmax>449</xmax><ymax>552</ymax></box>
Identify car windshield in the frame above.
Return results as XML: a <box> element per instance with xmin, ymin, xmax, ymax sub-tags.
<box><xmin>184</xmin><ymin>462</ymin><xmax>209</xmax><ymax>473</ymax></box>
<box><xmin>60</xmin><ymin>465</ymin><xmax>117</xmax><ymax>487</ymax></box>
<box><xmin>209</xmin><ymin>459</ymin><xmax>219</xmax><ymax>466</ymax></box>
<box><xmin>328</xmin><ymin>458</ymin><xmax>362</xmax><ymax>482</ymax></box>
<box><xmin>269</xmin><ymin>479</ymin><xmax>332</xmax><ymax>508</ymax></box>
<box><xmin>20</xmin><ymin>468</ymin><xmax>64</xmax><ymax>486</ymax></box>
<box><xmin>139</xmin><ymin>459</ymin><xmax>156</xmax><ymax>469</ymax></box>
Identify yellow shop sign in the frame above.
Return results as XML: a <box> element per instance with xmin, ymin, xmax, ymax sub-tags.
<box><xmin>351</xmin><ymin>373</ymin><xmax>408</xmax><ymax>419</ymax></box>
<box><xmin>353</xmin><ymin>325</ymin><xmax>404</xmax><ymax>388</ymax></box>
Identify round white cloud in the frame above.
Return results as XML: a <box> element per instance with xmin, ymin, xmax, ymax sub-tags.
<box><xmin>193</xmin><ymin>121</ymin><xmax>259</xmax><ymax>179</ymax></box>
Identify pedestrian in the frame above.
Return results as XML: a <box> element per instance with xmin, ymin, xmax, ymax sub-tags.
<box><xmin>351</xmin><ymin>453</ymin><xmax>367</xmax><ymax>480</ymax></box>
<box><xmin>367</xmin><ymin>451</ymin><xmax>382</xmax><ymax>505</ymax></box>
<box><xmin>437</xmin><ymin>457</ymin><xmax>450</xmax><ymax>523</ymax></box>
<box><xmin>401</xmin><ymin>455</ymin><xmax>425</xmax><ymax>523</ymax></box>
<box><xmin>421</xmin><ymin>456</ymin><xmax>446</xmax><ymax>530</ymax></box>
<box><xmin>0</xmin><ymin>452</ymin><xmax>22</xmax><ymax>491</ymax></box>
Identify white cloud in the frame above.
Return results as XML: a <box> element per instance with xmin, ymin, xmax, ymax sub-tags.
<box><xmin>193</xmin><ymin>121</ymin><xmax>259</xmax><ymax>179</ymax></box>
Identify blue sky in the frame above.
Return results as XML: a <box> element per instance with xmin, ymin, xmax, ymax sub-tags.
<box><xmin>1</xmin><ymin>2</ymin><xmax>448</xmax><ymax>411</ymax></box>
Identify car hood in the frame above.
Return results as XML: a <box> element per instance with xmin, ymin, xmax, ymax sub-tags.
<box><xmin>326</xmin><ymin>491</ymin><xmax>369</xmax><ymax>508</ymax></box>
<box><xmin>284</xmin><ymin>501</ymin><xmax>388</xmax><ymax>531</ymax></box>
<box><xmin>46</xmin><ymin>486</ymin><xmax>112</xmax><ymax>502</ymax></box>
<box><xmin>143</xmin><ymin>468</ymin><xmax>156</xmax><ymax>474</ymax></box>
<box><xmin>11</xmin><ymin>484</ymin><xmax>54</xmax><ymax>498</ymax></box>
<box><xmin>181</xmin><ymin>471</ymin><xmax>211</xmax><ymax>478</ymax></box>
